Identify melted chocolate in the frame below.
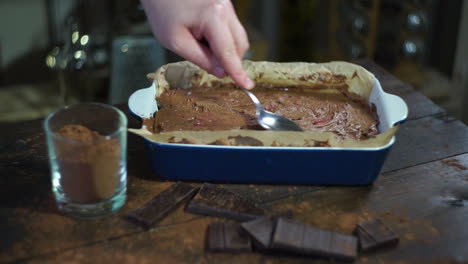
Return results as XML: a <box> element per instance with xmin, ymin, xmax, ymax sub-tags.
<box><xmin>145</xmin><ymin>85</ymin><xmax>379</xmax><ymax>140</ymax></box>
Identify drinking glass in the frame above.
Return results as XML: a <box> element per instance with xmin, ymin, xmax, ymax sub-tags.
<box><xmin>44</xmin><ymin>103</ymin><xmax>127</xmax><ymax>218</ymax></box>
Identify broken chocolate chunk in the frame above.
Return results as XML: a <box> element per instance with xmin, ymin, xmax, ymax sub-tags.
<box><xmin>240</xmin><ymin>211</ymin><xmax>294</xmax><ymax>250</ymax></box>
<box><xmin>271</xmin><ymin>218</ymin><xmax>358</xmax><ymax>261</ymax></box>
<box><xmin>241</xmin><ymin>217</ymin><xmax>276</xmax><ymax>250</ymax></box>
<box><xmin>206</xmin><ymin>222</ymin><xmax>252</xmax><ymax>252</ymax></box>
<box><xmin>354</xmin><ymin>218</ymin><xmax>399</xmax><ymax>252</ymax></box>
<box><xmin>185</xmin><ymin>184</ymin><xmax>267</xmax><ymax>221</ymax></box>
<box><xmin>126</xmin><ymin>182</ymin><xmax>198</xmax><ymax>229</ymax></box>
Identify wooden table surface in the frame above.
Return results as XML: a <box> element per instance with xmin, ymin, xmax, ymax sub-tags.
<box><xmin>1</xmin><ymin>60</ymin><xmax>467</xmax><ymax>264</ymax></box>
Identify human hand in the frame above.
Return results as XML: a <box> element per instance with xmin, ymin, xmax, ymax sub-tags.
<box><xmin>141</xmin><ymin>0</ymin><xmax>255</xmax><ymax>89</ymax></box>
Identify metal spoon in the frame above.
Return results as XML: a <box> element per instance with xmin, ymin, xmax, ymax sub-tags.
<box><xmin>241</xmin><ymin>88</ymin><xmax>303</xmax><ymax>131</ymax></box>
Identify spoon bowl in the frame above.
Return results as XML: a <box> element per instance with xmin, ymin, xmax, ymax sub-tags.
<box><xmin>241</xmin><ymin>87</ymin><xmax>303</xmax><ymax>131</ymax></box>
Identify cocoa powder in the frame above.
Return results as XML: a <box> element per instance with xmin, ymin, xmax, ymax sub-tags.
<box><xmin>55</xmin><ymin>125</ymin><xmax>121</xmax><ymax>203</ymax></box>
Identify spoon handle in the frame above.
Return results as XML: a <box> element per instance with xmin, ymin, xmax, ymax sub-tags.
<box><xmin>241</xmin><ymin>87</ymin><xmax>263</xmax><ymax>115</ymax></box>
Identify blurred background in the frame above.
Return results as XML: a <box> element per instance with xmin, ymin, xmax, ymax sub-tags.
<box><xmin>0</xmin><ymin>0</ymin><xmax>467</xmax><ymax>124</ymax></box>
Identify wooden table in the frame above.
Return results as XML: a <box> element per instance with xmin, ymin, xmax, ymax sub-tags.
<box><xmin>1</xmin><ymin>60</ymin><xmax>467</xmax><ymax>264</ymax></box>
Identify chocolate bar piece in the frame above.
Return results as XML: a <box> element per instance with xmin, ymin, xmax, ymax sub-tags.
<box><xmin>240</xmin><ymin>211</ymin><xmax>294</xmax><ymax>250</ymax></box>
<box><xmin>126</xmin><ymin>182</ymin><xmax>198</xmax><ymax>229</ymax></box>
<box><xmin>240</xmin><ymin>210</ymin><xmax>294</xmax><ymax>250</ymax></box>
<box><xmin>354</xmin><ymin>218</ymin><xmax>399</xmax><ymax>252</ymax></box>
<box><xmin>185</xmin><ymin>184</ymin><xmax>266</xmax><ymax>221</ymax></box>
<box><xmin>206</xmin><ymin>222</ymin><xmax>252</xmax><ymax>252</ymax></box>
<box><xmin>241</xmin><ymin>217</ymin><xmax>276</xmax><ymax>250</ymax></box>
<box><xmin>271</xmin><ymin>218</ymin><xmax>358</xmax><ymax>261</ymax></box>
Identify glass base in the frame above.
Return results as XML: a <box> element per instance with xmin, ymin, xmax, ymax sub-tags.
<box><xmin>56</xmin><ymin>187</ymin><xmax>126</xmax><ymax>219</ymax></box>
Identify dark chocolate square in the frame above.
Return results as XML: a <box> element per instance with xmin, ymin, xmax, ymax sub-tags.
<box><xmin>206</xmin><ymin>222</ymin><xmax>252</xmax><ymax>252</ymax></box>
<box><xmin>354</xmin><ymin>218</ymin><xmax>399</xmax><ymax>252</ymax></box>
<box><xmin>240</xmin><ymin>211</ymin><xmax>294</xmax><ymax>251</ymax></box>
<box><xmin>241</xmin><ymin>217</ymin><xmax>276</xmax><ymax>249</ymax></box>
<box><xmin>271</xmin><ymin>218</ymin><xmax>305</xmax><ymax>253</ymax></box>
<box><xmin>206</xmin><ymin>222</ymin><xmax>225</xmax><ymax>252</ymax></box>
<box><xmin>272</xmin><ymin>218</ymin><xmax>358</xmax><ymax>261</ymax></box>
<box><xmin>185</xmin><ymin>184</ymin><xmax>266</xmax><ymax>221</ymax></box>
<box><xmin>125</xmin><ymin>182</ymin><xmax>198</xmax><ymax>229</ymax></box>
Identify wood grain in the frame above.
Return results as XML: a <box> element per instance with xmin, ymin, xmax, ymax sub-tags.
<box><xmin>268</xmin><ymin>153</ymin><xmax>468</xmax><ymax>263</ymax></box>
<box><xmin>0</xmin><ymin>124</ymin><xmax>198</xmax><ymax>262</ymax></box>
<box><xmin>20</xmin><ymin>154</ymin><xmax>468</xmax><ymax>264</ymax></box>
<box><xmin>1</xmin><ymin>108</ymin><xmax>465</xmax><ymax>262</ymax></box>
<box><xmin>382</xmin><ymin>114</ymin><xmax>468</xmax><ymax>173</ymax></box>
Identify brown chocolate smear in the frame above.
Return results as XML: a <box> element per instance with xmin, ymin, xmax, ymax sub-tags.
<box><xmin>227</xmin><ymin>136</ymin><xmax>264</xmax><ymax>146</ymax></box>
<box><xmin>54</xmin><ymin>125</ymin><xmax>121</xmax><ymax>203</ymax></box>
<box><xmin>146</xmin><ymin>85</ymin><xmax>378</xmax><ymax>140</ymax></box>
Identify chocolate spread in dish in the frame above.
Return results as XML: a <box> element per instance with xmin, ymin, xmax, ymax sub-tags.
<box><xmin>144</xmin><ymin>84</ymin><xmax>379</xmax><ymax>140</ymax></box>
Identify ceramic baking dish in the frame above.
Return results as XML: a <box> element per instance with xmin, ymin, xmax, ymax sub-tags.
<box><xmin>128</xmin><ymin>67</ymin><xmax>408</xmax><ymax>185</ymax></box>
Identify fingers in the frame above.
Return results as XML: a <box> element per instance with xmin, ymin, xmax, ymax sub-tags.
<box><xmin>228</xmin><ymin>14</ymin><xmax>249</xmax><ymax>58</ymax></box>
<box><xmin>143</xmin><ymin>0</ymin><xmax>254</xmax><ymax>88</ymax></box>
<box><xmin>224</xmin><ymin>0</ymin><xmax>249</xmax><ymax>57</ymax></box>
<box><xmin>204</xmin><ymin>19</ymin><xmax>254</xmax><ymax>89</ymax></box>
<box><xmin>229</xmin><ymin>19</ymin><xmax>249</xmax><ymax>58</ymax></box>
<box><xmin>167</xmin><ymin>27</ymin><xmax>225</xmax><ymax>78</ymax></box>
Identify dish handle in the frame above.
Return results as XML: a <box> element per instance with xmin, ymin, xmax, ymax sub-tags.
<box><xmin>384</xmin><ymin>93</ymin><xmax>409</xmax><ymax>127</ymax></box>
<box><xmin>128</xmin><ymin>82</ymin><xmax>158</xmax><ymax>119</ymax></box>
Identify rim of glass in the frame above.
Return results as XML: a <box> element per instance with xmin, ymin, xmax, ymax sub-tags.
<box><xmin>44</xmin><ymin>103</ymin><xmax>128</xmax><ymax>143</ymax></box>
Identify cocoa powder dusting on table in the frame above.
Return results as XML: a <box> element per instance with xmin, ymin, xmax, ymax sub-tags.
<box><xmin>55</xmin><ymin>125</ymin><xmax>121</xmax><ymax>203</ymax></box>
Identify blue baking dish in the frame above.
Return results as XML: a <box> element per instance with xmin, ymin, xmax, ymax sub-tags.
<box><xmin>128</xmin><ymin>71</ymin><xmax>407</xmax><ymax>185</ymax></box>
